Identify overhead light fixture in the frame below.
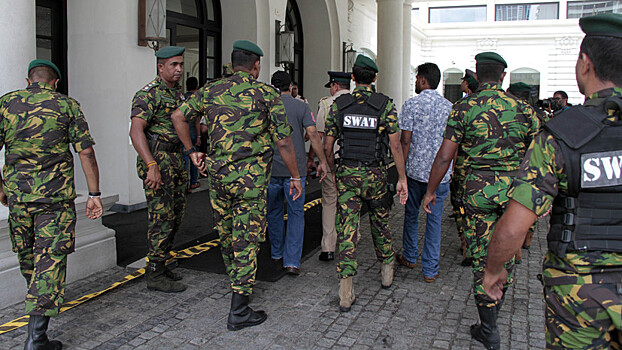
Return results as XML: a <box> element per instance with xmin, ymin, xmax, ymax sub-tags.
<box><xmin>343</xmin><ymin>42</ymin><xmax>357</xmax><ymax>71</ymax></box>
<box><xmin>275</xmin><ymin>20</ymin><xmax>295</xmax><ymax>67</ymax></box>
<box><xmin>138</xmin><ymin>0</ymin><xmax>167</xmax><ymax>51</ymax></box>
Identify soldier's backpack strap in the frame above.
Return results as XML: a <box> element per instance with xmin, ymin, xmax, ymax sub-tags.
<box><xmin>544</xmin><ymin>105</ymin><xmax>604</xmax><ymax>150</ymax></box>
<box><xmin>335</xmin><ymin>94</ymin><xmax>356</xmax><ymax>111</ymax></box>
<box><xmin>366</xmin><ymin>93</ymin><xmax>389</xmax><ymax>111</ymax></box>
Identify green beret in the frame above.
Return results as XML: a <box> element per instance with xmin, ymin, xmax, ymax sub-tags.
<box><xmin>580</xmin><ymin>13</ymin><xmax>622</xmax><ymax>39</ymax></box>
<box><xmin>155</xmin><ymin>46</ymin><xmax>185</xmax><ymax>59</ymax></box>
<box><xmin>465</xmin><ymin>76</ymin><xmax>479</xmax><ymax>88</ymax></box>
<box><xmin>353</xmin><ymin>55</ymin><xmax>378</xmax><ymax>73</ymax></box>
<box><xmin>233</xmin><ymin>40</ymin><xmax>264</xmax><ymax>57</ymax></box>
<box><xmin>28</xmin><ymin>59</ymin><xmax>62</xmax><ymax>81</ymax></box>
<box><xmin>508</xmin><ymin>82</ymin><xmax>531</xmax><ymax>92</ymax></box>
<box><xmin>475</xmin><ymin>52</ymin><xmax>507</xmax><ymax>68</ymax></box>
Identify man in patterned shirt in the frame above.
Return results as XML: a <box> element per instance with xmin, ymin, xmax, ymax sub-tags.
<box><xmin>0</xmin><ymin>59</ymin><xmax>103</xmax><ymax>349</ymax></box>
<box><xmin>422</xmin><ymin>52</ymin><xmax>540</xmax><ymax>349</ymax></box>
<box><xmin>396</xmin><ymin>62</ymin><xmax>452</xmax><ymax>283</ymax></box>
<box><xmin>484</xmin><ymin>13</ymin><xmax>622</xmax><ymax>349</ymax></box>
<box><xmin>172</xmin><ymin>40</ymin><xmax>302</xmax><ymax>331</ymax></box>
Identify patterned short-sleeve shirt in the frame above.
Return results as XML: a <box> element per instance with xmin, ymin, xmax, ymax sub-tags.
<box><xmin>0</xmin><ymin>82</ymin><xmax>94</xmax><ymax>204</ymax></box>
<box><xmin>399</xmin><ymin>89</ymin><xmax>453</xmax><ymax>183</ymax></box>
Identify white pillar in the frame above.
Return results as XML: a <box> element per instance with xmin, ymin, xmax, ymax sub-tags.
<box><xmin>376</xmin><ymin>0</ymin><xmax>403</xmax><ymax>109</ymax></box>
<box><xmin>0</xmin><ymin>0</ymin><xmax>35</xmax><ymax>95</ymax></box>
<box><xmin>402</xmin><ymin>0</ymin><xmax>413</xmax><ymax>101</ymax></box>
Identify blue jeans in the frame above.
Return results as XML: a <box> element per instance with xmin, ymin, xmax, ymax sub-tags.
<box><xmin>183</xmin><ymin>135</ymin><xmax>199</xmax><ymax>186</ymax></box>
<box><xmin>267</xmin><ymin>176</ymin><xmax>306</xmax><ymax>268</ymax></box>
<box><xmin>402</xmin><ymin>177</ymin><xmax>449</xmax><ymax>278</ymax></box>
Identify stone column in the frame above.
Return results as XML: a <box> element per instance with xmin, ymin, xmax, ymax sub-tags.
<box><xmin>0</xmin><ymin>0</ymin><xmax>36</xmax><ymax>95</ymax></box>
<box><xmin>402</xmin><ymin>0</ymin><xmax>414</xmax><ymax>101</ymax></box>
<box><xmin>376</xmin><ymin>0</ymin><xmax>403</xmax><ymax>109</ymax></box>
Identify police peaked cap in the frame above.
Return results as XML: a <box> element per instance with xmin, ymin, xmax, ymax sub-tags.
<box><xmin>580</xmin><ymin>13</ymin><xmax>622</xmax><ymax>39</ymax></box>
<box><xmin>325</xmin><ymin>71</ymin><xmax>352</xmax><ymax>88</ymax></box>
<box><xmin>475</xmin><ymin>52</ymin><xmax>507</xmax><ymax>68</ymax></box>
<box><xmin>28</xmin><ymin>59</ymin><xmax>62</xmax><ymax>81</ymax></box>
<box><xmin>155</xmin><ymin>46</ymin><xmax>185</xmax><ymax>59</ymax></box>
<box><xmin>233</xmin><ymin>40</ymin><xmax>264</xmax><ymax>57</ymax></box>
<box><xmin>462</xmin><ymin>69</ymin><xmax>475</xmax><ymax>80</ymax></box>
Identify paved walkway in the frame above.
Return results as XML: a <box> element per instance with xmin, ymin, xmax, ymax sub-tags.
<box><xmin>0</xmin><ymin>202</ymin><xmax>547</xmax><ymax>349</ymax></box>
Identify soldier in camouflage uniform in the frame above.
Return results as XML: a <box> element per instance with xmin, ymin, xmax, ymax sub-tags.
<box><xmin>422</xmin><ymin>52</ymin><xmax>540</xmax><ymax>349</ymax></box>
<box><xmin>172</xmin><ymin>40</ymin><xmax>302</xmax><ymax>331</ymax></box>
<box><xmin>0</xmin><ymin>59</ymin><xmax>103</xmax><ymax>350</ymax></box>
<box><xmin>129</xmin><ymin>46</ymin><xmax>188</xmax><ymax>293</ymax></box>
<box><xmin>323</xmin><ymin>55</ymin><xmax>408</xmax><ymax>313</ymax></box>
<box><xmin>484</xmin><ymin>14</ymin><xmax>622</xmax><ymax>349</ymax></box>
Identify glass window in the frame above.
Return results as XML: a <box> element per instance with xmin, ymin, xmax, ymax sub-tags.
<box><xmin>443</xmin><ymin>70</ymin><xmax>463</xmax><ymax>103</ymax></box>
<box><xmin>167</xmin><ymin>0</ymin><xmax>198</xmax><ymax>17</ymax></box>
<box><xmin>429</xmin><ymin>6</ymin><xmax>487</xmax><ymax>23</ymax></box>
<box><xmin>412</xmin><ymin>7</ymin><xmax>420</xmax><ymax>18</ymax></box>
<box><xmin>205</xmin><ymin>0</ymin><xmax>215</xmax><ymax>21</ymax></box>
<box><xmin>496</xmin><ymin>3</ymin><xmax>559</xmax><ymax>21</ymax></box>
<box><xmin>568</xmin><ymin>1</ymin><xmax>622</xmax><ymax>18</ymax></box>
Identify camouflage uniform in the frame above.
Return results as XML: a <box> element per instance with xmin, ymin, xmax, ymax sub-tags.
<box><xmin>324</xmin><ymin>86</ymin><xmax>399</xmax><ymax>278</ymax></box>
<box><xmin>131</xmin><ymin>76</ymin><xmax>188</xmax><ymax>263</ymax></box>
<box><xmin>0</xmin><ymin>82</ymin><xmax>94</xmax><ymax>316</ymax></box>
<box><xmin>444</xmin><ymin>82</ymin><xmax>540</xmax><ymax>306</ymax></box>
<box><xmin>178</xmin><ymin>71</ymin><xmax>291</xmax><ymax>295</ymax></box>
<box><xmin>509</xmin><ymin>87</ymin><xmax>622</xmax><ymax>348</ymax></box>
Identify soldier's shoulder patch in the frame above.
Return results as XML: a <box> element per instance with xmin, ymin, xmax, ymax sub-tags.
<box><xmin>141</xmin><ymin>79</ymin><xmax>158</xmax><ymax>92</ymax></box>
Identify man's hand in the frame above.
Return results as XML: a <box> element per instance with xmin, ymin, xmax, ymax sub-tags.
<box><xmin>483</xmin><ymin>266</ymin><xmax>508</xmax><ymax>301</ymax></box>
<box><xmin>289</xmin><ymin>179</ymin><xmax>303</xmax><ymax>201</ymax></box>
<box><xmin>396</xmin><ymin>178</ymin><xmax>408</xmax><ymax>205</ymax></box>
<box><xmin>316</xmin><ymin>161</ymin><xmax>328</xmax><ymax>183</ymax></box>
<box><xmin>195</xmin><ymin>138</ymin><xmax>201</xmax><ymax>147</ymax></box>
<box><xmin>0</xmin><ymin>189</ymin><xmax>7</xmax><ymax>207</ymax></box>
<box><xmin>86</xmin><ymin>197</ymin><xmax>104</xmax><ymax>219</ymax></box>
<box><xmin>145</xmin><ymin>164</ymin><xmax>164</xmax><ymax>190</ymax></box>
<box><xmin>422</xmin><ymin>192</ymin><xmax>436</xmax><ymax>214</ymax></box>
<box><xmin>190</xmin><ymin>152</ymin><xmax>207</xmax><ymax>176</ymax></box>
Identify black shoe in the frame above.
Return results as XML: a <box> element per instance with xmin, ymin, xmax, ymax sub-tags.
<box><xmin>461</xmin><ymin>257</ymin><xmax>473</xmax><ymax>267</ymax></box>
<box><xmin>24</xmin><ymin>315</ymin><xmax>63</xmax><ymax>350</ymax></box>
<box><xmin>271</xmin><ymin>257</ymin><xmax>283</xmax><ymax>263</ymax></box>
<box><xmin>319</xmin><ymin>252</ymin><xmax>334</xmax><ymax>261</ymax></box>
<box><xmin>227</xmin><ymin>292</ymin><xmax>268</xmax><ymax>331</ymax></box>
<box><xmin>470</xmin><ymin>305</ymin><xmax>500</xmax><ymax>350</ymax></box>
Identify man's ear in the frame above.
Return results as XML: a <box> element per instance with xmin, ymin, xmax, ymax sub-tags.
<box><xmin>499</xmin><ymin>71</ymin><xmax>507</xmax><ymax>84</ymax></box>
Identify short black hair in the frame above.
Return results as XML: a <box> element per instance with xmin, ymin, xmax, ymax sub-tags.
<box><xmin>335</xmin><ymin>81</ymin><xmax>350</xmax><ymax>90</ymax></box>
<box><xmin>28</xmin><ymin>66</ymin><xmax>58</xmax><ymax>83</ymax></box>
<box><xmin>416</xmin><ymin>63</ymin><xmax>441</xmax><ymax>89</ymax></box>
<box><xmin>352</xmin><ymin>65</ymin><xmax>376</xmax><ymax>85</ymax></box>
<box><xmin>475</xmin><ymin>62</ymin><xmax>505</xmax><ymax>83</ymax></box>
<box><xmin>580</xmin><ymin>36</ymin><xmax>622</xmax><ymax>87</ymax></box>
<box><xmin>186</xmin><ymin>77</ymin><xmax>199</xmax><ymax>91</ymax></box>
<box><xmin>231</xmin><ymin>49</ymin><xmax>260</xmax><ymax>71</ymax></box>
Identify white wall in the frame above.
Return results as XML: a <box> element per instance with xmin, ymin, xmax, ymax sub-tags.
<box><xmin>67</xmin><ymin>0</ymin><xmax>155</xmax><ymax>206</ymax></box>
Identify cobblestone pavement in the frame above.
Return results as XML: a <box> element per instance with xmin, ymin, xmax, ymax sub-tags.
<box><xmin>0</xmin><ymin>202</ymin><xmax>547</xmax><ymax>349</ymax></box>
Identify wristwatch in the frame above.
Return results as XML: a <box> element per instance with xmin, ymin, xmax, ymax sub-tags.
<box><xmin>182</xmin><ymin>146</ymin><xmax>197</xmax><ymax>157</ymax></box>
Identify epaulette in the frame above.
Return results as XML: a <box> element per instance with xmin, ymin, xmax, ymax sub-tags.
<box><xmin>142</xmin><ymin>79</ymin><xmax>158</xmax><ymax>92</ymax></box>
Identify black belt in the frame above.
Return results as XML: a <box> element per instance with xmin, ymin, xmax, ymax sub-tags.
<box><xmin>468</xmin><ymin>168</ymin><xmax>518</xmax><ymax>177</ymax></box>
<box><xmin>338</xmin><ymin>159</ymin><xmax>381</xmax><ymax>167</ymax></box>
<box><xmin>148</xmin><ymin>139</ymin><xmax>181</xmax><ymax>153</ymax></box>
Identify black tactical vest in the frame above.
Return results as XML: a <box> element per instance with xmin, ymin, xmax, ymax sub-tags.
<box><xmin>544</xmin><ymin>97</ymin><xmax>622</xmax><ymax>257</ymax></box>
<box><xmin>335</xmin><ymin>92</ymin><xmax>390</xmax><ymax>164</ymax></box>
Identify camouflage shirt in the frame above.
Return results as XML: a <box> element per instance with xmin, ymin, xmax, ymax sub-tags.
<box><xmin>509</xmin><ymin>87</ymin><xmax>622</xmax><ymax>280</ymax></box>
<box><xmin>444</xmin><ymin>83</ymin><xmax>541</xmax><ymax>171</ymax></box>
<box><xmin>131</xmin><ymin>76</ymin><xmax>185</xmax><ymax>144</ymax></box>
<box><xmin>0</xmin><ymin>82</ymin><xmax>94</xmax><ymax>204</ymax></box>
<box><xmin>178</xmin><ymin>71</ymin><xmax>291</xmax><ymax>183</ymax></box>
<box><xmin>324</xmin><ymin>86</ymin><xmax>400</xmax><ymax>139</ymax></box>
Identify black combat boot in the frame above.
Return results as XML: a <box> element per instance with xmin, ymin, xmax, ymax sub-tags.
<box><xmin>24</xmin><ymin>315</ymin><xmax>62</xmax><ymax>350</ymax></box>
<box><xmin>226</xmin><ymin>292</ymin><xmax>267</xmax><ymax>331</ymax></box>
<box><xmin>146</xmin><ymin>261</ymin><xmax>186</xmax><ymax>293</ymax></box>
<box><xmin>470</xmin><ymin>305</ymin><xmax>501</xmax><ymax>350</ymax></box>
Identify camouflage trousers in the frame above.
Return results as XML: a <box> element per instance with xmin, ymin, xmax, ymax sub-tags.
<box><xmin>335</xmin><ymin>165</ymin><xmax>394</xmax><ymax>279</ymax></box>
<box><xmin>8</xmin><ymin>200</ymin><xmax>76</xmax><ymax>317</ymax></box>
<box><xmin>543</xmin><ymin>264</ymin><xmax>622</xmax><ymax>348</ymax></box>
<box><xmin>463</xmin><ymin>172</ymin><xmax>516</xmax><ymax>307</ymax></box>
<box><xmin>208</xmin><ymin>176</ymin><xmax>267</xmax><ymax>296</ymax></box>
<box><xmin>137</xmin><ymin>151</ymin><xmax>187</xmax><ymax>262</ymax></box>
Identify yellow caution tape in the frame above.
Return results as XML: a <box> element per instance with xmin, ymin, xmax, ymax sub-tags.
<box><xmin>0</xmin><ymin>197</ymin><xmax>325</xmax><ymax>334</ymax></box>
